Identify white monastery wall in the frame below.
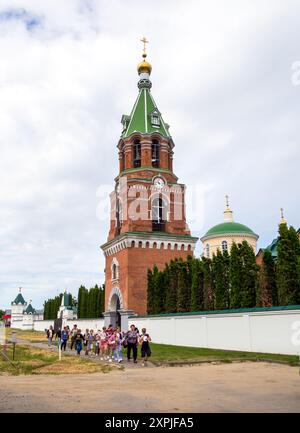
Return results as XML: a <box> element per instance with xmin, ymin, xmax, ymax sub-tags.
<box><xmin>129</xmin><ymin>308</ymin><xmax>300</xmax><ymax>355</ymax></box>
<box><xmin>33</xmin><ymin>320</ymin><xmax>55</xmax><ymax>332</ymax></box>
<box><xmin>33</xmin><ymin>318</ymin><xmax>104</xmax><ymax>332</ymax></box>
<box><xmin>63</xmin><ymin>318</ymin><xmax>104</xmax><ymax>331</ymax></box>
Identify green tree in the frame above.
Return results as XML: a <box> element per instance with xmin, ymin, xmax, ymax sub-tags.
<box><xmin>277</xmin><ymin>224</ymin><xmax>300</xmax><ymax>305</ymax></box>
<box><xmin>165</xmin><ymin>259</ymin><xmax>178</xmax><ymax>313</ymax></box>
<box><xmin>43</xmin><ymin>300</ymin><xmax>49</xmax><ymax>320</ymax></box>
<box><xmin>43</xmin><ymin>293</ymin><xmax>63</xmax><ymax>320</ymax></box>
<box><xmin>190</xmin><ymin>258</ymin><xmax>204</xmax><ymax>311</ymax></box>
<box><xmin>212</xmin><ymin>250</ymin><xmax>230</xmax><ymax>310</ymax></box>
<box><xmin>202</xmin><ymin>257</ymin><xmax>214</xmax><ymax>310</ymax></box>
<box><xmin>154</xmin><ymin>268</ymin><xmax>169</xmax><ymax>314</ymax></box>
<box><xmin>94</xmin><ymin>285</ymin><xmax>101</xmax><ymax>317</ymax></box>
<box><xmin>239</xmin><ymin>241</ymin><xmax>258</xmax><ymax>308</ymax></box>
<box><xmin>81</xmin><ymin>286</ymin><xmax>88</xmax><ymax>318</ymax></box>
<box><xmin>152</xmin><ymin>266</ymin><xmax>160</xmax><ymax>314</ymax></box>
<box><xmin>177</xmin><ymin>260</ymin><xmax>189</xmax><ymax>312</ymax></box>
<box><xmin>229</xmin><ymin>242</ymin><xmax>242</xmax><ymax>308</ymax></box>
<box><xmin>100</xmin><ymin>284</ymin><xmax>105</xmax><ymax>315</ymax></box>
<box><xmin>78</xmin><ymin>285</ymin><xmax>88</xmax><ymax>318</ymax></box>
<box><xmin>257</xmin><ymin>250</ymin><xmax>277</xmax><ymax>307</ymax></box>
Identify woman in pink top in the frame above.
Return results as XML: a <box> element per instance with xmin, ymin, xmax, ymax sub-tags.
<box><xmin>99</xmin><ymin>327</ymin><xmax>108</xmax><ymax>360</ymax></box>
<box><xmin>107</xmin><ymin>332</ymin><xmax>116</xmax><ymax>363</ymax></box>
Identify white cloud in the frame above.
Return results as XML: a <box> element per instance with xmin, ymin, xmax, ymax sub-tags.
<box><xmin>0</xmin><ymin>0</ymin><xmax>299</xmax><ymax>308</ymax></box>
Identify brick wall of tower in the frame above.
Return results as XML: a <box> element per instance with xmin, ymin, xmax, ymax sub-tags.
<box><xmin>107</xmin><ymin>175</ymin><xmax>190</xmax><ymax>242</ymax></box>
<box><xmin>118</xmin><ymin>135</ymin><xmax>173</xmax><ymax>173</ymax></box>
<box><xmin>105</xmin><ymin>244</ymin><xmax>193</xmax><ymax>315</ymax></box>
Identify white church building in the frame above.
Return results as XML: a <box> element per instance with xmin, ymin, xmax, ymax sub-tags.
<box><xmin>10</xmin><ymin>288</ymin><xmax>77</xmax><ymax>330</ymax></box>
<box><xmin>10</xmin><ymin>288</ymin><xmax>44</xmax><ymax>330</ymax></box>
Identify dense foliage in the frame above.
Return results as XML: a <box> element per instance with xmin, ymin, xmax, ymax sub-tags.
<box><xmin>147</xmin><ymin>225</ymin><xmax>300</xmax><ymax>315</ymax></box>
<box><xmin>77</xmin><ymin>284</ymin><xmax>105</xmax><ymax>318</ymax></box>
<box><xmin>277</xmin><ymin>224</ymin><xmax>300</xmax><ymax>305</ymax></box>
<box><xmin>44</xmin><ymin>293</ymin><xmax>65</xmax><ymax>320</ymax></box>
<box><xmin>43</xmin><ymin>284</ymin><xmax>105</xmax><ymax>319</ymax></box>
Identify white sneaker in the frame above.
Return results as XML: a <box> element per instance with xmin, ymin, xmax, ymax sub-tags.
<box><xmin>100</xmin><ymin>357</ymin><xmax>103</xmax><ymax>360</ymax></box>
<box><xmin>109</xmin><ymin>359</ymin><xmax>112</xmax><ymax>363</ymax></box>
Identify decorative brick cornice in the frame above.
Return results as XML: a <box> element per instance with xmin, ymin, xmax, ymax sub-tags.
<box><xmin>101</xmin><ymin>232</ymin><xmax>198</xmax><ymax>257</ymax></box>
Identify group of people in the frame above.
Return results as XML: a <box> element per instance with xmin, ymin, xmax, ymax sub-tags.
<box><xmin>46</xmin><ymin>324</ymin><xmax>152</xmax><ymax>366</ymax></box>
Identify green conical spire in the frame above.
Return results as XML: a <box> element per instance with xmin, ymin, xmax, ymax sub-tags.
<box><xmin>121</xmin><ymin>43</ymin><xmax>171</xmax><ymax>139</ymax></box>
<box><xmin>25</xmin><ymin>301</ymin><xmax>36</xmax><ymax>314</ymax></box>
<box><xmin>12</xmin><ymin>287</ymin><xmax>26</xmax><ymax>305</ymax></box>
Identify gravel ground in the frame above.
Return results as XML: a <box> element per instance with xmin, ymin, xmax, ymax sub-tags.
<box><xmin>0</xmin><ymin>361</ymin><xmax>299</xmax><ymax>413</ymax></box>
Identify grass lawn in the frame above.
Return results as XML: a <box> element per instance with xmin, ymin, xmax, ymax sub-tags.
<box><xmin>6</xmin><ymin>328</ymin><xmax>47</xmax><ymax>343</ymax></box>
<box><xmin>148</xmin><ymin>343</ymin><xmax>300</xmax><ymax>366</ymax></box>
<box><xmin>0</xmin><ymin>345</ymin><xmax>119</xmax><ymax>376</ymax></box>
<box><xmin>4</xmin><ymin>329</ymin><xmax>299</xmax><ymax>368</ymax></box>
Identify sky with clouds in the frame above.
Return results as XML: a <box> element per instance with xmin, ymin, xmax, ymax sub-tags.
<box><xmin>0</xmin><ymin>0</ymin><xmax>299</xmax><ymax>309</ymax></box>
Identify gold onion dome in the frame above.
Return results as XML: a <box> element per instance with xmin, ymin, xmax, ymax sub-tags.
<box><xmin>137</xmin><ymin>53</ymin><xmax>152</xmax><ymax>75</ymax></box>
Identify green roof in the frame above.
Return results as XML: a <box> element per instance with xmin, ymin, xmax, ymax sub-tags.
<box><xmin>260</xmin><ymin>227</ymin><xmax>299</xmax><ymax>259</ymax></box>
<box><xmin>266</xmin><ymin>238</ymin><xmax>278</xmax><ymax>257</ymax></box>
<box><xmin>121</xmin><ymin>85</ymin><xmax>171</xmax><ymax>139</ymax></box>
<box><xmin>62</xmin><ymin>293</ymin><xmax>72</xmax><ymax>307</ymax></box>
<box><xmin>12</xmin><ymin>292</ymin><xmax>26</xmax><ymax>305</ymax></box>
<box><xmin>25</xmin><ymin>304</ymin><xmax>36</xmax><ymax>315</ymax></box>
<box><xmin>202</xmin><ymin>222</ymin><xmax>257</xmax><ymax>239</ymax></box>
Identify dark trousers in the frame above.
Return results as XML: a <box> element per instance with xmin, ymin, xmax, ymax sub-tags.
<box><xmin>127</xmin><ymin>343</ymin><xmax>137</xmax><ymax>361</ymax></box>
<box><xmin>70</xmin><ymin>337</ymin><xmax>75</xmax><ymax>350</ymax></box>
<box><xmin>75</xmin><ymin>341</ymin><xmax>82</xmax><ymax>355</ymax></box>
<box><xmin>61</xmin><ymin>340</ymin><xmax>67</xmax><ymax>351</ymax></box>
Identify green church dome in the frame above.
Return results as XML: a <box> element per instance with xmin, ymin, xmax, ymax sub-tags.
<box><xmin>25</xmin><ymin>303</ymin><xmax>36</xmax><ymax>315</ymax></box>
<box><xmin>202</xmin><ymin>222</ymin><xmax>257</xmax><ymax>240</ymax></box>
<box><xmin>12</xmin><ymin>290</ymin><xmax>26</xmax><ymax>305</ymax></box>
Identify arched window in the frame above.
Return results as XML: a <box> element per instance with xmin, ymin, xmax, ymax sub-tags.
<box><xmin>121</xmin><ymin>149</ymin><xmax>125</xmax><ymax>170</ymax></box>
<box><xmin>152</xmin><ymin>197</ymin><xmax>166</xmax><ymax>232</ymax></box>
<box><xmin>111</xmin><ymin>258</ymin><xmax>119</xmax><ymax>281</ymax></box>
<box><xmin>206</xmin><ymin>244</ymin><xmax>210</xmax><ymax>258</ymax></box>
<box><xmin>151</xmin><ymin>139</ymin><xmax>160</xmax><ymax>167</ymax></box>
<box><xmin>116</xmin><ymin>199</ymin><xmax>123</xmax><ymax>235</ymax></box>
<box><xmin>112</xmin><ymin>264</ymin><xmax>117</xmax><ymax>280</ymax></box>
<box><xmin>133</xmin><ymin>139</ymin><xmax>141</xmax><ymax>168</ymax></box>
<box><xmin>222</xmin><ymin>240</ymin><xmax>228</xmax><ymax>252</ymax></box>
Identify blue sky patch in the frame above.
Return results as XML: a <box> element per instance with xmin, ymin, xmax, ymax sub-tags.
<box><xmin>0</xmin><ymin>8</ymin><xmax>42</xmax><ymax>31</ymax></box>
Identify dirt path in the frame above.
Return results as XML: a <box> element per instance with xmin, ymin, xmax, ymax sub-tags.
<box><xmin>1</xmin><ymin>362</ymin><xmax>299</xmax><ymax>413</ymax></box>
<box><xmin>14</xmin><ymin>338</ymin><xmax>155</xmax><ymax>369</ymax></box>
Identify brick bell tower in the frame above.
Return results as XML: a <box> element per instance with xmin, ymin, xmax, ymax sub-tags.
<box><xmin>101</xmin><ymin>39</ymin><xmax>198</xmax><ymax>329</ymax></box>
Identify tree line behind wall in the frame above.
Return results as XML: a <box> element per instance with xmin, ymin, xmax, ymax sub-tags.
<box><xmin>147</xmin><ymin>224</ymin><xmax>300</xmax><ymax>315</ymax></box>
<box><xmin>44</xmin><ymin>293</ymin><xmax>65</xmax><ymax>320</ymax></box>
<box><xmin>43</xmin><ymin>285</ymin><xmax>105</xmax><ymax>320</ymax></box>
<box><xmin>77</xmin><ymin>284</ymin><xmax>105</xmax><ymax>318</ymax></box>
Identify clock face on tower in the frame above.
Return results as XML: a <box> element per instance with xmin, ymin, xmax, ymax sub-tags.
<box><xmin>153</xmin><ymin>176</ymin><xmax>165</xmax><ymax>190</ymax></box>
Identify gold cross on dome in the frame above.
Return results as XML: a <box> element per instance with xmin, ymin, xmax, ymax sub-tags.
<box><xmin>140</xmin><ymin>37</ymin><xmax>149</xmax><ymax>54</ymax></box>
<box><xmin>225</xmin><ymin>195</ymin><xmax>229</xmax><ymax>208</ymax></box>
